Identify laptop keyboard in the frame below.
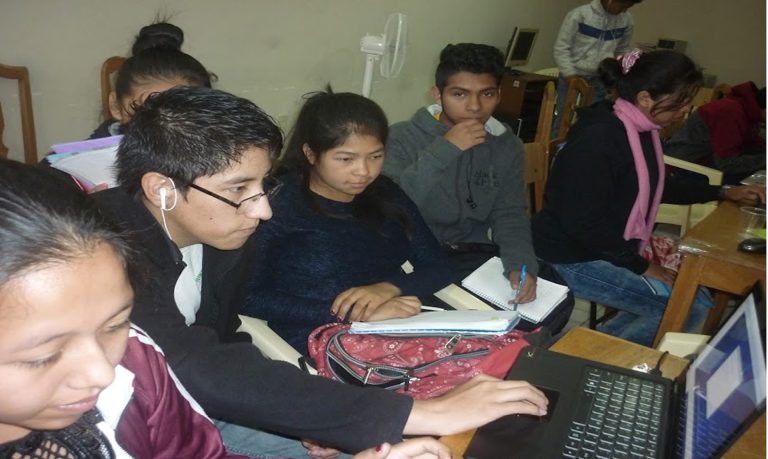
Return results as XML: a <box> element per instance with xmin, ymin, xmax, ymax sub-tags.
<box><xmin>562</xmin><ymin>366</ymin><xmax>666</xmax><ymax>458</ymax></box>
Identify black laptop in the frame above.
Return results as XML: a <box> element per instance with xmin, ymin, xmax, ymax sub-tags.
<box><xmin>466</xmin><ymin>286</ymin><xmax>766</xmax><ymax>459</ymax></box>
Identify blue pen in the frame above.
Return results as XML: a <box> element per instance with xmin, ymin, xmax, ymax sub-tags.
<box><xmin>512</xmin><ymin>264</ymin><xmax>527</xmax><ymax>311</ymax></box>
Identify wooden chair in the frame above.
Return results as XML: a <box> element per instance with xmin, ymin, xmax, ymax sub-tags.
<box><xmin>523</xmin><ymin>141</ymin><xmax>548</xmax><ymax>215</ymax></box>
<box><xmin>0</xmin><ymin>63</ymin><xmax>37</xmax><ymax>165</ymax></box>
<box><xmin>656</xmin><ymin>156</ymin><xmax>723</xmax><ymax>235</ymax></box>
<box><xmin>556</xmin><ymin>77</ymin><xmax>593</xmax><ymax>139</ymax></box>
<box><xmin>101</xmin><ymin>56</ymin><xmax>126</xmax><ymax>119</ymax></box>
<box><xmin>534</xmin><ymin>81</ymin><xmax>556</xmax><ymax>147</ymax></box>
<box><xmin>660</xmin><ymin>83</ymin><xmax>733</xmax><ymax>139</ymax></box>
<box><xmin>712</xmin><ymin>83</ymin><xmax>732</xmax><ymax>101</ymax></box>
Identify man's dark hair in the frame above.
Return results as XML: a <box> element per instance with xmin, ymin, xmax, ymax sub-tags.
<box><xmin>116</xmin><ymin>86</ymin><xmax>283</xmax><ymax>195</ymax></box>
<box><xmin>435</xmin><ymin>43</ymin><xmax>505</xmax><ymax>92</ymax></box>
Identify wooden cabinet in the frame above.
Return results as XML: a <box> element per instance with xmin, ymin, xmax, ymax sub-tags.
<box><xmin>494</xmin><ymin>71</ymin><xmax>556</xmax><ymax>142</ymax></box>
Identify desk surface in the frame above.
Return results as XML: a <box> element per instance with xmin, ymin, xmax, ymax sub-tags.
<box><xmin>679</xmin><ymin>200</ymin><xmax>765</xmax><ymax>271</ymax></box>
<box><xmin>440</xmin><ymin>327</ymin><xmax>765</xmax><ymax>458</ymax></box>
<box><xmin>654</xmin><ymin>200</ymin><xmax>766</xmax><ymax>344</ymax></box>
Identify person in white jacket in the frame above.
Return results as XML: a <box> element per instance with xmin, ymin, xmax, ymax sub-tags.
<box><xmin>552</xmin><ymin>0</ymin><xmax>641</xmax><ymax>136</ymax></box>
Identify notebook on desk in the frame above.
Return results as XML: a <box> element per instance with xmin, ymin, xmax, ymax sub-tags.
<box><xmin>461</xmin><ymin>256</ymin><xmax>569</xmax><ymax>324</ymax></box>
<box><xmin>465</xmin><ymin>286</ymin><xmax>766</xmax><ymax>459</ymax></box>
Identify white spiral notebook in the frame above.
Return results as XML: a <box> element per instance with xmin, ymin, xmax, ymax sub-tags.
<box><xmin>460</xmin><ymin>257</ymin><xmax>569</xmax><ymax>324</ymax></box>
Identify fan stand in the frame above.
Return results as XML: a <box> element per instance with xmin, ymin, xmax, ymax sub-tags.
<box><xmin>362</xmin><ymin>53</ymin><xmax>380</xmax><ymax>98</ymax></box>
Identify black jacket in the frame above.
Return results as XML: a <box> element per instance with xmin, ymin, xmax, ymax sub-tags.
<box><xmin>533</xmin><ymin>102</ymin><xmax>720</xmax><ymax>274</ymax></box>
<box><xmin>93</xmin><ymin>188</ymin><xmax>412</xmax><ymax>452</ymax></box>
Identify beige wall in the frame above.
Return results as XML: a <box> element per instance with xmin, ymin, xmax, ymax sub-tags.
<box><xmin>1</xmin><ymin>1</ymin><xmax>765</xmax><ymax>164</ymax></box>
<box><xmin>628</xmin><ymin>0</ymin><xmax>766</xmax><ymax>86</ymax></box>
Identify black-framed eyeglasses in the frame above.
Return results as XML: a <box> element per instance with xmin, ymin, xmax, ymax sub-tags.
<box><xmin>188</xmin><ymin>176</ymin><xmax>283</xmax><ymax>211</ymax></box>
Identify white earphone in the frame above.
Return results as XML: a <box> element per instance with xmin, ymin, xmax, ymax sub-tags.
<box><xmin>158</xmin><ymin>179</ymin><xmax>177</xmax><ymax>242</ymax></box>
<box><xmin>158</xmin><ymin>178</ymin><xmax>177</xmax><ymax>211</ymax></box>
<box><xmin>160</xmin><ymin>187</ymin><xmax>169</xmax><ymax>211</ymax></box>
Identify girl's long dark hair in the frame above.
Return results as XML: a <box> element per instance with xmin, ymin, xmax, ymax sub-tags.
<box><xmin>277</xmin><ymin>89</ymin><xmax>411</xmax><ymax>236</ymax></box>
<box><xmin>599</xmin><ymin>50</ymin><xmax>702</xmax><ymax>115</ymax></box>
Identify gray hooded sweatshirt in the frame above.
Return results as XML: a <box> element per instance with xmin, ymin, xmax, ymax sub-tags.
<box><xmin>384</xmin><ymin>105</ymin><xmax>538</xmax><ymax>276</ymax></box>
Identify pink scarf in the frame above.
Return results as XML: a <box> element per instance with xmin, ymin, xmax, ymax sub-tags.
<box><xmin>613</xmin><ymin>98</ymin><xmax>665</xmax><ymax>252</ymax></box>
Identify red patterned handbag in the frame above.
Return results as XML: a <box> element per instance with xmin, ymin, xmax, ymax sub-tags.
<box><xmin>307</xmin><ymin>323</ymin><xmax>534</xmax><ymax>399</ymax></box>
<box><xmin>641</xmin><ymin>235</ymin><xmax>682</xmax><ymax>271</ymax></box>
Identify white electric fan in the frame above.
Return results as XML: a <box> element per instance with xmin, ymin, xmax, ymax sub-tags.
<box><xmin>360</xmin><ymin>12</ymin><xmax>407</xmax><ymax>98</ymax></box>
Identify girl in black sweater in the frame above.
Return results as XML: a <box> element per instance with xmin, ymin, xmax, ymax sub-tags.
<box><xmin>533</xmin><ymin>50</ymin><xmax>763</xmax><ymax>345</ymax></box>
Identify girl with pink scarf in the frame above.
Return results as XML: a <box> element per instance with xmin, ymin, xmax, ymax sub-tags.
<box><xmin>532</xmin><ymin>50</ymin><xmax>764</xmax><ymax>345</ymax></box>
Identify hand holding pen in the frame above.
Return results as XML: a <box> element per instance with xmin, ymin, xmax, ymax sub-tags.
<box><xmin>509</xmin><ymin>264</ymin><xmax>536</xmax><ymax>308</ymax></box>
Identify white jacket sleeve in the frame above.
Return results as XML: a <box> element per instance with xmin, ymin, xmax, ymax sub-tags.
<box><xmin>553</xmin><ymin>10</ymin><xmax>580</xmax><ymax>77</ymax></box>
<box><xmin>614</xmin><ymin>15</ymin><xmax>634</xmax><ymax>55</ymax></box>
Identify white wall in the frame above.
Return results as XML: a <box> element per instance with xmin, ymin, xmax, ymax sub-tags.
<box><xmin>0</xmin><ymin>0</ymin><xmax>570</xmax><ymax>163</ymax></box>
<box><xmin>2</xmin><ymin>1</ymin><xmax>764</xmax><ymax>164</ymax></box>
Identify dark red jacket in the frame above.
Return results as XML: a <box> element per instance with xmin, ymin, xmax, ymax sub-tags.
<box><xmin>698</xmin><ymin>82</ymin><xmax>765</xmax><ymax>159</ymax></box>
<box><xmin>111</xmin><ymin>328</ymin><xmax>248</xmax><ymax>458</ymax></box>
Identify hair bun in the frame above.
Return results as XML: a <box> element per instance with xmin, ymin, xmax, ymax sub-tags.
<box><xmin>132</xmin><ymin>22</ymin><xmax>184</xmax><ymax>56</ymax></box>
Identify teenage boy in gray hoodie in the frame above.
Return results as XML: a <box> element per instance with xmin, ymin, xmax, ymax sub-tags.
<box><xmin>384</xmin><ymin>43</ymin><xmax>539</xmax><ymax>306</ymax></box>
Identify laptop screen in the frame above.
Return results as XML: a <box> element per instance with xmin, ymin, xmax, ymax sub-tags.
<box><xmin>681</xmin><ymin>289</ymin><xmax>766</xmax><ymax>458</ymax></box>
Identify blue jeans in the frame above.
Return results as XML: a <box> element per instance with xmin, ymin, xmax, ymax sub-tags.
<box><xmin>551</xmin><ymin>75</ymin><xmax>608</xmax><ymax>139</ymax></box>
<box><xmin>214</xmin><ymin>419</ymin><xmax>307</xmax><ymax>459</ymax></box>
<box><xmin>214</xmin><ymin>419</ymin><xmax>353</xmax><ymax>459</ymax></box>
<box><xmin>550</xmin><ymin>260</ymin><xmax>713</xmax><ymax>346</ymax></box>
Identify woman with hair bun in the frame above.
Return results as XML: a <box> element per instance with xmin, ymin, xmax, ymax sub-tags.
<box><xmin>101</xmin><ymin>20</ymin><xmax>214</xmax><ymax>137</ymax></box>
<box><xmin>532</xmin><ymin>50</ymin><xmax>764</xmax><ymax>345</ymax></box>
<box><xmin>42</xmin><ymin>20</ymin><xmax>214</xmax><ymax>188</ymax></box>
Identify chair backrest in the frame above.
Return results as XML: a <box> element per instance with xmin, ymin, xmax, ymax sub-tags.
<box><xmin>101</xmin><ymin>56</ymin><xmax>126</xmax><ymax>119</ymax></box>
<box><xmin>661</xmin><ymin>83</ymin><xmax>733</xmax><ymax>139</ymax></box>
<box><xmin>655</xmin><ymin>155</ymin><xmax>724</xmax><ymax>235</ymax></box>
<box><xmin>0</xmin><ymin>63</ymin><xmax>37</xmax><ymax>164</ymax></box>
<box><xmin>690</xmin><ymin>86</ymin><xmax>715</xmax><ymax>109</ymax></box>
<box><xmin>556</xmin><ymin>77</ymin><xmax>593</xmax><ymax>139</ymax></box>
<box><xmin>523</xmin><ymin>141</ymin><xmax>548</xmax><ymax>214</ymax></box>
<box><xmin>712</xmin><ymin>83</ymin><xmax>732</xmax><ymax>101</ymax></box>
<box><xmin>534</xmin><ymin>81</ymin><xmax>556</xmax><ymax>146</ymax></box>
<box><xmin>547</xmin><ymin>136</ymin><xmax>567</xmax><ymax>172</ymax></box>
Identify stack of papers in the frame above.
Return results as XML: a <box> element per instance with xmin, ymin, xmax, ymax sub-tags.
<box><xmin>349</xmin><ymin>310</ymin><xmax>520</xmax><ymax>335</ymax></box>
<box><xmin>47</xmin><ymin>136</ymin><xmax>122</xmax><ymax>191</ymax></box>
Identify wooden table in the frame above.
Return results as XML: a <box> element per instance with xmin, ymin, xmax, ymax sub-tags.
<box><xmin>653</xmin><ymin>201</ymin><xmax>766</xmax><ymax>347</ymax></box>
<box><xmin>440</xmin><ymin>327</ymin><xmax>765</xmax><ymax>458</ymax></box>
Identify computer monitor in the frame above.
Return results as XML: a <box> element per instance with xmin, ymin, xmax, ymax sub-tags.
<box><xmin>504</xmin><ymin>27</ymin><xmax>539</xmax><ymax>68</ymax></box>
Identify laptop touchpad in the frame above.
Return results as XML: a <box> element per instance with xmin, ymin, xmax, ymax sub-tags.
<box><xmin>517</xmin><ymin>386</ymin><xmax>559</xmax><ymax>423</ymax></box>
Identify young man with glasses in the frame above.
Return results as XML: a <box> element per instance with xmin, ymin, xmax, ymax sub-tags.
<box><xmin>93</xmin><ymin>86</ymin><xmax>548</xmax><ymax>458</ymax></box>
